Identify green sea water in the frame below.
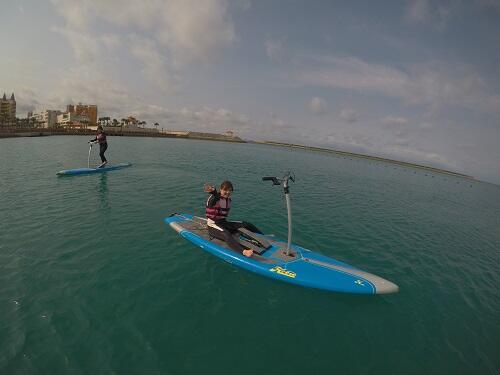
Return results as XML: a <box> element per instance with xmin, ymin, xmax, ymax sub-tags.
<box><xmin>1</xmin><ymin>136</ymin><xmax>499</xmax><ymax>375</ymax></box>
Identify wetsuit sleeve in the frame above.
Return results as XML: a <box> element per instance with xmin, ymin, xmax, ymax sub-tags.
<box><xmin>206</xmin><ymin>189</ymin><xmax>220</xmax><ymax>208</ymax></box>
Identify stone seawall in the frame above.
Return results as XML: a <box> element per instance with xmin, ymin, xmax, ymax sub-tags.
<box><xmin>0</xmin><ymin>127</ymin><xmax>245</xmax><ymax>143</ymax></box>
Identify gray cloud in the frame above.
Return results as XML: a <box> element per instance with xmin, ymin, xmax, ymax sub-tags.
<box><xmin>297</xmin><ymin>55</ymin><xmax>500</xmax><ymax>119</ymax></box>
<box><xmin>51</xmin><ymin>0</ymin><xmax>236</xmax><ymax>89</ymax></box>
<box><xmin>340</xmin><ymin>108</ymin><xmax>358</xmax><ymax>123</ymax></box>
<box><xmin>128</xmin><ymin>34</ymin><xmax>177</xmax><ymax>92</ymax></box>
<box><xmin>381</xmin><ymin>115</ymin><xmax>409</xmax><ymax>126</ymax></box>
<box><xmin>265</xmin><ymin>37</ymin><xmax>288</xmax><ymax>63</ymax></box>
<box><xmin>308</xmin><ymin>97</ymin><xmax>327</xmax><ymax>115</ymax></box>
<box><xmin>405</xmin><ymin>0</ymin><xmax>452</xmax><ymax>31</ymax></box>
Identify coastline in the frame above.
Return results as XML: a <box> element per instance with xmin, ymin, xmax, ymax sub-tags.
<box><xmin>0</xmin><ymin>127</ymin><xmax>245</xmax><ymax>143</ymax></box>
<box><xmin>0</xmin><ymin>127</ymin><xmax>475</xmax><ymax>180</ymax></box>
<box><xmin>253</xmin><ymin>140</ymin><xmax>476</xmax><ymax>181</ymax></box>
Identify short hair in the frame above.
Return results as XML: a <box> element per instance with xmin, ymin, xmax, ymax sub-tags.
<box><xmin>220</xmin><ymin>180</ymin><xmax>233</xmax><ymax>191</ymax></box>
<box><xmin>97</xmin><ymin>125</ymin><xmax>103</xmax><ymax>131</ymax></box>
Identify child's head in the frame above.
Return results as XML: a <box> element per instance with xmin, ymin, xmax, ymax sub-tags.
<box><xmin>220</xmin><ymin>180</ymin><xmax>233</xmax><ymax>198</ymax></box>
<box><xmin>97</xmin><ymin>125</ymin><xmax>103</xmax><ymax>132</ymax></box>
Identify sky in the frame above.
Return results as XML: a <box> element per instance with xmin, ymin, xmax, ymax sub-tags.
<box><xmin>1</xmin><ymin>0</ymin><xmax>500</xmax><ymax>183</ymax></box>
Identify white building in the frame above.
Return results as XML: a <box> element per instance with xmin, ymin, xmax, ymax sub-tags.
<box><xmin>28</xmin><ymin>110</ymin><xmax>61</xmax><ymax>128</ymax></box>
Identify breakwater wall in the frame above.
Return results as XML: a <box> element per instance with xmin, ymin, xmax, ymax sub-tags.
<box><xmin>0</xmin><ymin>127</ymin><xmax>245</xmax><ymax>143</ymax></box>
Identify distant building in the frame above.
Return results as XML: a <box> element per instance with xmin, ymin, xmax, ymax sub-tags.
<box><xmin>67</xmin><ymin>103</ymin><xmax>98</xmax><ymax>125</ymax></box>
<box><xmin>0</xmin><ymin>92</ymin><xmax>16</xmax><ymax>126</ymax></box>
<box><xmin>28</xmin><ymin>110</ymin><xmax>61</xmax><ymax>128</ymax></box>
<box><xmin>57</xmin><ymin>111</ymin><xmax>90</xmax><ymax>128</ymax></box>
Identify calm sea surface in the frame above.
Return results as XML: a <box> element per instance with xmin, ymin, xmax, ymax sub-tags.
<box><xmin>1</xmin><ymin>136</ymin><xmax>499</xmax><ymax>374</ymax></box>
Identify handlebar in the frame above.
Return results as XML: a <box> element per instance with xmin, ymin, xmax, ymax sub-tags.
<box><xmin>262</xmin><ymin>177</ymin><xmax>280</xmax><ymax>185</ymax></box>
<box><xmin>262</xmin><ymin>172</ymin><xmax>295</xmax><ymax>186</ymax></box>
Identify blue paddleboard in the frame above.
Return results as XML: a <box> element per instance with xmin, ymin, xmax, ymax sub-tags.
<box><xmin>57</xmin><ymin>162</ymin><xmax>132</xmax><ymax>176</ymax></box>
<box><xmin>165</xmin><ymin>213</ymin><xmax>399</xmax><ymax>294</ymax></box>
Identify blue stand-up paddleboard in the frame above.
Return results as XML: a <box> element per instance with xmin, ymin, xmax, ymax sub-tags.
<box><xmin>57</xmin><ymin>142</ymin><xmax>132</xmax><ymax>176</ymax></box>
<box><xmin>57</xmin><ymin>163</ymin><xmax>132</xmax><ymax>176</ymax></box>
<box><xmin>165</xmin><ymin>173</ymin><xmax>399</xmax><ymax>294</ymax></box>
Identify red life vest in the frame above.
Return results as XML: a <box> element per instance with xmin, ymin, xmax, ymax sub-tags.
<box><xmin>206</xmin><ymin>196</ymin><xmax>231</xmax><ymax>221</ymax></box>
<box><xmin>96</xmin><ymin>132</ymin><xmax>107</xmax><ymax>143</ymax></box>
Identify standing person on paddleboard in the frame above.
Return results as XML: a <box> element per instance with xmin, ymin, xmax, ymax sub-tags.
<box><xmin>204</xmin><ymin>180</ymin><xmax>262</xmax><ymax>257</ymax></box>
<box><xmin>89</xmin><ymin>125</ymin><xmax>108</xmax><ymax>168</ymax></box>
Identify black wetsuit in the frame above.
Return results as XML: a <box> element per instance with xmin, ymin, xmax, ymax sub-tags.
<box><xmin>90</xmin><ymin>132</ymin><xmax>108</xmax><ymax>163</ymax></box>
<box><xmin>206</xmin><ymin>189</ymin><xmax>262</xmax><ymax>254</ymax></box>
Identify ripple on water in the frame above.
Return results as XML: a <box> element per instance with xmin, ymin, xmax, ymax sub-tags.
<box><xmin>1</xmin><ymin>137</ymin><xmax>500</xmax><ymax>374</ymax></box>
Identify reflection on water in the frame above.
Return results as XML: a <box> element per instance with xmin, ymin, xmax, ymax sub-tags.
<box><xmin>98</xmin><ymin>173</ymin><xmax>109</xmax><ymax>209</ymax></box>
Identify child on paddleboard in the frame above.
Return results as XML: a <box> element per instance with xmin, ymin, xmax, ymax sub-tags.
<box><xmin>89</xmin><ymin>125</ymin><xmax>108</xmax><ymax>168</ymax></box>
<box><xmin>204</xmin><ymin>180</ymin><xmax>262</xmax><ymax>257</ymax></box>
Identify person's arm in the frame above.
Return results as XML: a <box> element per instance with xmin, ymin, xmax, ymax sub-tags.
<box><xmin>206</xmin><ymin>188</ymin><xmax>220</xmax><ymax>208</ymax></box>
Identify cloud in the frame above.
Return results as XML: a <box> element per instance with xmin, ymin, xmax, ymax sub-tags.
<box><xmin>419</xmin><ymin>122</ymin><xmax>433</xmax><ymax>129</ymax></box>
<box><xmin>235</xmin><ymin>0</ymin><xmax>252</xmax><ymax>11</ymax></box>
<box><xmin>14</xmin><ymin>88</ymin><xmax>43</xmax><ymax>114</ymax></box>
<box><xmin>127</xmin><ymin>105</ymin><xmax>253</xmax><ymax>135</ymax></box>
<box><xmin>52</xmin><ymin>0</ymin><xmax>237</xmax><ymax>61</ymax></box>
<box><xmin>381</xmin><ymin>115</ymin><xmax>409</xmax><ymax>126</ymax></box>
<box><xmin>406</xmin><ymin>0</ymin><xmax>431</xmax><ymax>23</ymax></box>
<box><xmin>296</xmin><ymin>55</ymin><xmax>500</xmax><ymax>118</ymax></box>
<box><xmin>128</xmin><ymin>35</ymin><xmax>177</xmax><ymax>91</ymax></box>
<box><xmin>26</xmin><ymin>66</ymin><xmax>138</xmax><ymax>116</ymax></box>
<box><xmin>475</xmin><ymin>0</ymin><xmax>500</xmax><ymax>10</ymax></box>
<box><xmin>51</xmin><ymin>0</ymin><xmax>236</xmax><ymax>90</ymax></box>
<box><xmin>405</xmin><ymin>0</ymin><xmax>452</xmax><ymax>31</ymax></box>
<box><xmin>269</xmin><ymin>111</ymin><xmax>290</xmax><ymax>128</ymax></box>
<box><xmin>157</xmin><ymin>0</ymin><xmax>236</xmax><ymax>63</ymax></box>
<box><xmin>265</xmin><ymin>37</ymin><xmax>288</xmax><ymax>62</ymax></box>
<box><xmin>340</xmin><ymin>108</ymin><xmax>358</xmax><ymax>123</ymax></box>
<box><xmin>51</xmin><ymin>26</ymin><xmax>121</xmax><ymax>64</ymax></box>
<box><xmin>298</xmin><ymin>56</ymin><xmax>409</xmax><ymax>97</ymax></box>
<box><xmin>308</xmin><ymin>97</ymin><xmax>327</xmax><ymax>114</ymax></box>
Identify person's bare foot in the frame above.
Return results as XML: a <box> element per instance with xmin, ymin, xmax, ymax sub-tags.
<box><xmin>242</xmin><ymin>249</ymin><xmax>253</xmax><ymax>257</ymax></box>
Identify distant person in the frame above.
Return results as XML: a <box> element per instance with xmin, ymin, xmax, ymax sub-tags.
<box><xmin>204</xmin><ymin>180</ymin><xmax>262</xmax><ymax>257</ymax></box>
<box><xmin>89</xmin><ymin>125</ymin><xmax>108</xmax><ymax>168</ymax></box>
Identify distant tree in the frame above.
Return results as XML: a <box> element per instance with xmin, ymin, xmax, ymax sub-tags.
<box><xmin>154</xmin><ymin>122</ymin><xmax>159</xmax><ymax>131</ymax></box>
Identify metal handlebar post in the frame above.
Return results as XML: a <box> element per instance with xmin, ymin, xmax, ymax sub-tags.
<box><xmin>88</xmin><ymin>143</ymin><xmax>93</xmax><ymax>168</ymax></box>
<box><xmin>262</xmin><ymin>172</ymin><xmax>295</xmax><ymax>255</ymax></box>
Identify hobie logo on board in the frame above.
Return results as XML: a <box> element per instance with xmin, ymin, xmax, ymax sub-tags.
<box><xmin>355</xmin><ymin>279</ymin><xmax>365</xmax><ymax>286</ymax></box>
<box><xmin>269</xmin><ymin>266</ymin><xmax>296</xmax><ymax>278</ymax></box>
